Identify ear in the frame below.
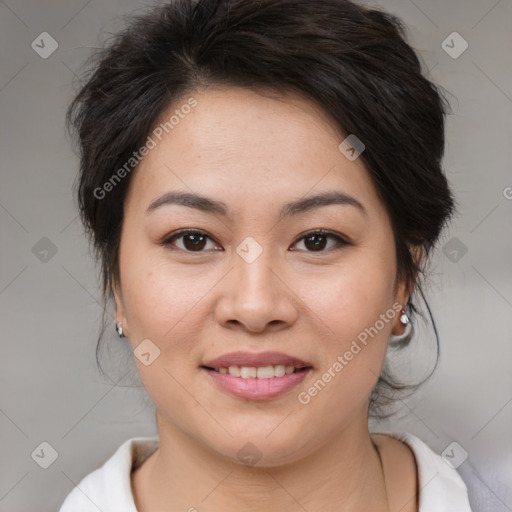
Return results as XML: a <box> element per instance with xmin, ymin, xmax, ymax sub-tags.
<box><xmin>112</xmin><ymin>278</ymin><xmax>129</xmax><ymax>335</ymax></box>
<box><xmin>392</xmin><ymin>245</ymin><xmax>422</xmax><ymax>335</ymax></box>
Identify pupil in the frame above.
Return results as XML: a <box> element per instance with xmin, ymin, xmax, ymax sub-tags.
<box><xmin>181</xmin><ymin>233</ymin><xmax>327</xmax><ymax>252</ymax></box>
<box><xmin>305</xmin><ymin>234</ymin><xmax>326</xmax><ymax>251</ymax></box>
<box><xmin>184</xmin><ymin>234</ymin><xmax>206</xmax><ymax>251</ymax></box>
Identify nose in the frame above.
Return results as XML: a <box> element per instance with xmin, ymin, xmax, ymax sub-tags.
<box><xmin>214</xmin><ymin>247</ymin><xmax>298</xmax><ymax>334</ymax></box>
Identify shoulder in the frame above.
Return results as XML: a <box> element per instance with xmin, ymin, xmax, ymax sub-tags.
<box><xmin>376</xmin><ymin>431</ymin><xmax>474</xmax><ymax>512</ymax></box>
<box><xmin>58</xmin><ymin>436</ymin><xmax>159</xmax><ymax>512</ymax></box>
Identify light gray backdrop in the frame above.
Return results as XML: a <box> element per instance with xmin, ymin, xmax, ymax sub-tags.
<box><xmin>0</xmin><ymin>1</ymin><xmax>511</xmax><ymax>511</ymax></box>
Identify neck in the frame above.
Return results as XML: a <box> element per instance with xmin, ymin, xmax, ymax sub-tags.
<box><xmin>133</xmin><ymin>406</ymin><xmax>390</xmax><ymax>512</ymax></box>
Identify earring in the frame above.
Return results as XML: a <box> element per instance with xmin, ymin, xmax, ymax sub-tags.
<box><xmin>389</xmin><ymin>309</ymin><xmax>413</xmax><ymax>347</ymax></box>
<box><xmin>400</xmin><ymin>311</ymin><xmax>410</xmax><ymax>325</ymax></box>
<box><xmin>115</xmin><ymin>321</ymin><xmax>125</xmax><ymax>338</ymax></box>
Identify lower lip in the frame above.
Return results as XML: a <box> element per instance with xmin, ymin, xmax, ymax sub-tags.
<box><xmin>202</xmin><ymin>367</ymin><xmax>311</xmax><ymax>400</ymax></box>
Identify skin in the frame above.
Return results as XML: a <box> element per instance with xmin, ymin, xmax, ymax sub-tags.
<box><xmin>114</xmin><ymin>85</ymin><xmax>419</xmax><ymax>511</ymax></box>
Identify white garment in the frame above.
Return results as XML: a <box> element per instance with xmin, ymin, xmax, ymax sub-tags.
<box><xmin>59</xmin><ymin>432</ymin><xmax>473</xmax><ymax>511</ymax></box>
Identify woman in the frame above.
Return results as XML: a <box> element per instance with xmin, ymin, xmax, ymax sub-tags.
<box><xmin>60</xmin><ymin>0</ymin><xmax>473</xmax><ymax>510</ymax></box>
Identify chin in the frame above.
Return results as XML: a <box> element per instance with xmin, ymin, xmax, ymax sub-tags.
<box><xmin>200</xmin><ymin>425</ymin><xmax>318</xmax><ymax>469</ymax></box>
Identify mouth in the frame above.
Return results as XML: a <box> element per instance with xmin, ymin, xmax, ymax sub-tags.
<box><xmin>201</xmin><ymin>364</ymin><xmax>311</xmax><ymax>379</ymax></box>
<box><xmin>200</xmin><ymin>351</ymin><xmax>313</xmax><ymax>400</ymax></box>
<box><xmin>202</xmin><ymin>350</ymin><xmax>313</xmax><ymax>372</ymax></box>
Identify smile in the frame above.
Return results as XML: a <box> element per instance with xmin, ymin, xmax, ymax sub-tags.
<box><xmin>206</xmin><ymin>364</ymin><xmax>305</xmax><ymax>379</ymax></box>
<box><xmin>202</xmin><ymin>365</ymin><xmax>312</xmax><ymax>400</ymax></box>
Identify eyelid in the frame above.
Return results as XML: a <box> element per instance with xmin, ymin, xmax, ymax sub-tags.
<box><xmin>161</xmin><ymin>229</ymin><xmax>222</xmax><ymax>251</ymax></box>
<box><xmin>291</xmin><ymin>229</ymin><xmax>349</xmax><ymax>251</ymax></box>
<box><xmin>161</xmin><ymin>228</ymin><xmax>350</xmax><ymax>253</ymax></box>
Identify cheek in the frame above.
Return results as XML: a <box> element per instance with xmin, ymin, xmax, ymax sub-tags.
<box><xmin>122</xmin><ymin>260</ymin><xmax>207</xmax><ymax>338</ymax></box>
<box><xmin>120</xmin><ymin>260</ymin><xmax>210</xmax><ymax>411</ymax></box>
<box><xmin>300</xmin><ymin>253</ymin><xmax>395</xmax><ymax>342</ymax></box>
<box><xmin>294</xmin><ymin>254</ymin><xmax>394</xmax><ymax>403</ymax></box>
<box><xmin>119</xmin><ymin>247</ymin><xmax>229</xmax><ymax>380</ymax></box>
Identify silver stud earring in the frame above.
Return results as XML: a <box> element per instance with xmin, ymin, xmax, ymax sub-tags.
<box><xmin>389</xmin><ymin>308</ymin><xmax>413</xmax><ymax>347</ymax></box>
<box><xmin>115</xmin><ymin>321</ymin><xmax>125</xmax><ymax>338</ymax></box>
<box><xmin>400</xmin><ymin>311</ymin><xmax>410</xmax><ymax>325</ymax></box>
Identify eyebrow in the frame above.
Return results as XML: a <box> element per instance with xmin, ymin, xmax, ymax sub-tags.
<box><xmin>146</xmin><ymin>190</ymin><xmax>367</xmax><ymax>219</ymax></box>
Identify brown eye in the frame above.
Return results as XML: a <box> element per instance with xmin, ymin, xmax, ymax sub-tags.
<box><xmin>162</xmin><ymin>229</ymin><xmax>348</xmax><ymax>254</ymax></box>
<box><xmin>292</xmin><ymin>230</ymin><xmax>348</xmax><ymax>252</ymax></box>
<box><xmin>162</xmin><ymin>230</ymin><xmax>219</xmax><ymax>252</ymax></box>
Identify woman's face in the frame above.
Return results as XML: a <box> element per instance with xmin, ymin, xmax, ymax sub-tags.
<box><xmin>115</xmin><ymin>86</ymin><xmax>411</xmax><ymax>465</ymax></box>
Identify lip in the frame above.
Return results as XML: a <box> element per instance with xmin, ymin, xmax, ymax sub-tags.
<box><xmin>201</xmin><ymin>351</ymin><xmax>313</xmax><ymax>401</ymax></box>
<box><xmin>202</xmin><ymin>351</ymin><xmax>312</xmax><ymax>369</ymax></box>
<box><xmin>202</xmin><ymin>366</ymin><xmax>312</xmax><ymax>400</ymax></box>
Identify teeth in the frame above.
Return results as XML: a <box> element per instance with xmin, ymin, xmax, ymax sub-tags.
<box><xmin>275</xmin><ymin>365</ymin><xmax>286</xmax><ymax>377</ymax></box>
<box><xmin>228</xmin><ymin>366</ymin><xmax>241</xmax><ymax>377</ymax></box>
<box><xmin>218</xmin><ymin>364</ymin><xmax>302</xmax><ymax>379</ymax></box>
<box><xmin>240</xmin><ymin>366</ymin><xmax>257</xmax><ymax>379</ymax></box>
<box><xmin>256</xmin><ymin>366</ymin><xmax>274</xmax><ymax>379</ymax></box>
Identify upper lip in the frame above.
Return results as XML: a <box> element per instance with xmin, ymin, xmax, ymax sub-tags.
<box><xmin>202</xmin><ymin>351</ymin><xmax>313</xmax><ymax>369</ymax></box>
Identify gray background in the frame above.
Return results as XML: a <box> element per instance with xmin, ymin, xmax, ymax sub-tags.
<box><xmin>0</xmin><ymin>0</ymin><xmax>511</xmax><ymax>511</ymax></box>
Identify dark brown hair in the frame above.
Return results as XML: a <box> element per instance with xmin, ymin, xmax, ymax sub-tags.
<box><xmin>67</xmin><ymin>0</ymin><xmax>457</xmax><ymax>418</ymax></box>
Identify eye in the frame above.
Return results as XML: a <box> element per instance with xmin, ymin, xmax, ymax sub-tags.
<box><xmin>162</xmin><ymin>229</ymin><xmax>221</xmax><ymax>252</ymax></box>
<box><xmin>291</xmin><ymin>229</ymin><xmax>349</xmax><ymax>252</ymax></box>
<box><xmin>162</xmin><ymin>228</ymin><xmax>349</xmax><ymax>253</ymax></box>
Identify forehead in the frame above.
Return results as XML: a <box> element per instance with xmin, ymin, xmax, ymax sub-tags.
<box><xmin>125</xmin><ymin>85</ymin><xmax>386</xmax><ymax>221</ymax></box>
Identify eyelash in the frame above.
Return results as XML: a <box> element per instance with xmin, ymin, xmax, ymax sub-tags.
<box><xmin>161</xmin><ymin>229</ymin><xmax>349</xmax><ymax>254</ymax></box>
